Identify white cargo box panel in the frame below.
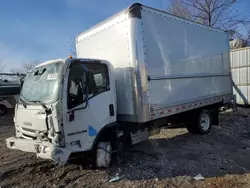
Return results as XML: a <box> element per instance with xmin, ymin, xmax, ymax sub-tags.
<box><xmin>76</xmin><ymin>3</ymin><xmax>233</xmax><ymax>123</ymax></box>
<box><xmin>76</xmin><ymin>4</ymin><xmax>145</xmax><ymax>123</ymax></box>
<box><xmin>141</xmin><ymin>6</ymin><xmax>232</xmax><ymax>111</ymax></box>
<box><xmin>230</xmin><ymin>47</ymin><xmax>250</xmax><ymax>105</ymax></box>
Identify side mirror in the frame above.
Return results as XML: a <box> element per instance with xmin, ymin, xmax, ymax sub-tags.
<box><xmin>82</xmin><ymin>71</ymin><xmax>89</xmax><ymax>108</ymax></box>
<box><xmin>82</xmin><ymin>86</ymin><xmax>89</xmax><ymax>109</ymax></box>
<box><xmin>67</xmin><ymin>98</ymin><xmax>88</xmax><ymax>122</ymax></box>
<box><xmin>20</xmin><ymin>80</ymin><xmax>24</xmax><ymax>89</ymax></box>
<box><xmin>20</xmin><ymin>77</ymin><xmax>25</xmax><ymax>89</ymax></box>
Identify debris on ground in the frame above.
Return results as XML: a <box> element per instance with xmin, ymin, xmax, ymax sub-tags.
<box><xmin>1</xmin><ymin>108</ymin><xmax>250</xmax><ymax>187</ymax></box>
<box><xmin>194</xmin><ymin>173</ymin><xmax>205</xmax><ymax>181</ymax></box>
<box><xmin>109</xmin><ymin>176</ymin><xmax>122</xmax><ymax>183</ymax></box>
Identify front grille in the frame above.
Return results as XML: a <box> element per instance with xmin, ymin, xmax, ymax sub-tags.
<box><xmin>22</xmin><ymin>133</ymin><xmax>36</xmax><ymax>139</ymax></box>
<box><xmin>22</xmin><ymin>127</ymin><xmax>36</xmax><ymax>133</ymax></box>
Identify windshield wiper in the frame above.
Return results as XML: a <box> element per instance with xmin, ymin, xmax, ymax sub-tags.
<box><xmin>34</xmin><ymin>68</ymin><xmax>47</xmax><ymax>76</ymax></box>
<box><xmin>30</xmin><ymin>100</ymin><xmax>48</xmax><ymax>111</ymax></box>
<box><xmin>19</xmin><ymin>98</ymin><xmax>27</xmax><ymax>108</ymax></box>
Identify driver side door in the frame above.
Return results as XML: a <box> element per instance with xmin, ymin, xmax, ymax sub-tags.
<box><xmin>62</xmin><ymin>62</ymin><xmax>92</xmax><ymax>151</ymax></box>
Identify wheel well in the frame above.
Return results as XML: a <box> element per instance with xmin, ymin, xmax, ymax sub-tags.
<box><xmin>0</xmin><ymin>104</ymin><xmax>8</xmax><ymax>116</ymax></box>
<box><xmin>180</xmin><ymin>104</ymin><xmax>219</xmax><ymax>124</ymax></box>
<box><xmin>91</xmin><ymin>124</ymin><xmax>117</xmax><ymax>150</ymax></box>
<box><xmin>0</xmin><ymin>104</ymin><xmax>7</xmax><ymax>108</ymax></box>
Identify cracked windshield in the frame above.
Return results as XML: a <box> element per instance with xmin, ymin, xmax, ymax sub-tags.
<box><xmin>20</xmin><ymin>62</ymin><xmax>63</xmax><ymax>103</ymax></box>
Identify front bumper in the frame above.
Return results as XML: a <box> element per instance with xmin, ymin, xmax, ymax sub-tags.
<box><xmin>6</xmin><ymin>137</ymin><xmax>71</xmax><ymax>164</ymax></box>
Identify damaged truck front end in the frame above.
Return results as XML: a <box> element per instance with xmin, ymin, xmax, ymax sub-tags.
<box><xmin>6</xmin><ymin>60</ymin><xmax>70</xmax><ymax>164</ymax></box>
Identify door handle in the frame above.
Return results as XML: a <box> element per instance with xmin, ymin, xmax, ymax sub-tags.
<box><xmin>67</xmin><ymin>111</ymin><xmax>75</xmax><ymax>122</ymax></box>
<box><xmin>109</xmin><ymin>104</ymin><xmax>114</xmax><ymax>116</ymax></box>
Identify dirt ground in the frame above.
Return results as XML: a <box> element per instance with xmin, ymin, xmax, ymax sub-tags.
<box><xmin>1</xmin><ymin>108</ymin><xmax>250</xmax><ymax>188</ymax></box>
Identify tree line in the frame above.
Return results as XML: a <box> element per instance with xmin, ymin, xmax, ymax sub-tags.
<box><xmin>0</xmin><ymin>59</ymin><xmax>39</xmax><ymax>74</ymax></box>
<box><xmin>167</xmin><ymin>0</ymin><xmax>250</xmax><ymax>48</ymax></box>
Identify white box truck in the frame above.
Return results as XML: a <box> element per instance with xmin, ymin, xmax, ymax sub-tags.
<box><xmin>6</xmin><ymin>3</ymin><xmax>234</xmax><ymax>167</ymax></box>
<box><xmin>230</xmin><ymin>47</ymin><xmax>250</xmax><ymax>105</ymax></box>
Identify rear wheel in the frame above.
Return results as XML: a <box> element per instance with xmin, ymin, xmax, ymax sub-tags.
<box><xmin>0</xmin><ymin>104</ymin><xmax>8</xmax><ymax>116</ymax></box>
<box><xmin>187</xmin><ymin>109</ymin><xmax>212</xmax><ymax>134</ymax></box>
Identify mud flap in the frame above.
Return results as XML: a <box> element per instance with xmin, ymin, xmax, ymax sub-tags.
<box><xmin>210</xmin><ymin>108</ymin><xmax>219</xmax><ymax>126</ymax></box>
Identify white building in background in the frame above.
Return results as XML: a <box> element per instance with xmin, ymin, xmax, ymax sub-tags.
<box><xmin>230</xmin><ymin>47</ymin><xmax>250</xmax><ymax>105</ymax></box>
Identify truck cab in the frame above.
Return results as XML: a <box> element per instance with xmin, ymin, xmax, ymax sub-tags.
<box><xmin>6</xmin><ymin>58</ymin><xmax>117</xmax><ymax>166</ymax></box>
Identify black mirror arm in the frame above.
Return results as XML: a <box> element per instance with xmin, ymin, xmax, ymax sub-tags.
<box><xmin>70</xmin><ymin>85</ymin><xmax>89</xmax><ymax>113</ymax></box>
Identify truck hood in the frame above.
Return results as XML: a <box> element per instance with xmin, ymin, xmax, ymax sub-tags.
<box><xmin>15</xmin><ymin>104</ymin><xmax>48</xmax><ymax>132</ymax></box>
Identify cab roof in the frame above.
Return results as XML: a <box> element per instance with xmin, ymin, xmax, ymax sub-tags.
<box><xmin>35</xmin><ymin>58</ymin><xmax>107</xmax><ymax>69</ymax></box>
<box><xmin>35</xmin><ymin>59</ymin><xmax>66</xmax><ymax>68</ymax></box>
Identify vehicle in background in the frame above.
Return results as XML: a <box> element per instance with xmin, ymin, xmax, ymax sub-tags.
<box><xmin>230</xmin><ymin>47</ymin><xmax>250</xmax><ymax>106</ymax></box>
<box><xmin>6</xmin><ymin>3</ymin><xmax>234</xmax><ymax>167</ymax></box>
<box><xmin>0</xmin><ymin>73</ymin><xmax>25</xmax><ymax>115</ymax></box>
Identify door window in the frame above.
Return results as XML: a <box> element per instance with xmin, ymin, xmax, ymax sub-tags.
<box><xmin>67</xmin><ymin>62</ymin><xmax>109</xmax><ymax>109</ymax></box>
<box><xmin>67</xmin><ymin>63</ymin><xmax>87</xmax><ymax>109</ymax></box>
<box><xmin>86</xmin><ymin>63</ymin><xmax>109</xmax><ymax>98</ymax></box>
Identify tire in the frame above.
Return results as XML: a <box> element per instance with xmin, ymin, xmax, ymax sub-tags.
<box><xmin>96</xmin><ymin>141</ymin><xmax>112</xmax><ymax>168</ymax></box>
<box><xmin>187</xmin><ymin>109</ymin><xmax>212</xmax><ymax>134</ymax></box>
<box><xmin>0</xmin><ymin>104</ymin><xmax>8</xmax><ymax>116</ymax></box>
<box><xmin>94</xmin><ymin>127</ymin><xmax>118</xmax><ymax>168</ymax></box>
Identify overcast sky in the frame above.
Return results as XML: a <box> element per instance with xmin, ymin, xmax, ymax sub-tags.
<box><xmin>0</xmin><ymin>0</ymin><xmax>249</xmax><ymax>72</ymax></box>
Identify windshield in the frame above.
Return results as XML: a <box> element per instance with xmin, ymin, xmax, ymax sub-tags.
<box><xmin>20</xmin><ymin>62</ymin><xmax>63</xmax><ymax>104</ymax></box>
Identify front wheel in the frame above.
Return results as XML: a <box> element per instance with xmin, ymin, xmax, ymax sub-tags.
<box><xmin>187</xmin><ymin>109</ymin><xmax>212</xmax><ymax>134</ymax></box>
<box><xmin>96</xmin><ymin>141</ymin><xmax>112</xmax><ymax>168</ymax></box>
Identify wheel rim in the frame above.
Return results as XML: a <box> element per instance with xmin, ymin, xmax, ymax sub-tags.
<box><xmin>200</xmin><ymin>112</ymin><xmax>210</xmax><ymax>131</ymax></box>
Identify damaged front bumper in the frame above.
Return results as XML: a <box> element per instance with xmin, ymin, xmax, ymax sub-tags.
<box><xmin>6</xmin><ymin>137</ymin><xmax>71</xmax><ymax>164</ymax></box>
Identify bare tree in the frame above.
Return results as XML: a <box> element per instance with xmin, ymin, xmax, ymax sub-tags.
<box><xmin>10</xmin><ymin>60</ymin><xmax>40</xmax><ymax>74</ymax></box>
<box><xmin>10</xmin><ymin>67</ymin><xmax>22</xmax><ymax>74</ymax></box>
<box><xmin>168</xmin><ymin>0</ymin><xmax>192</xmax><ymax>20</ymax></box>
<box><xmin>22</xmin><ymin>60</ymin><xmax>40</xmax><ymax>72</ymax></box>
<box><xmin>167</xmin><ymin>0</ymin><xmax>250</xmax><ymax>46</ymax></box>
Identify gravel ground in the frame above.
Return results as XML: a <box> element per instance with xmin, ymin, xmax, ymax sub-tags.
<box><xmin>1</xmin><ymin>108</ymin><xmax>250</xmax><ymax>188</ymax></box>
